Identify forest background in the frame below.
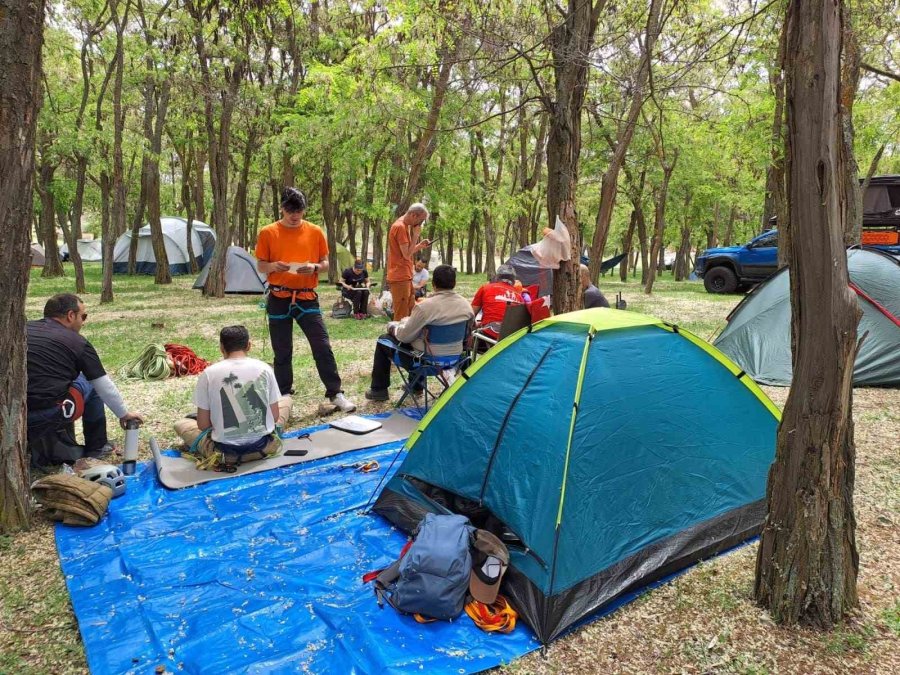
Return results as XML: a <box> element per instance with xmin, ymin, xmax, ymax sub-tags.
<box><xmin>33</xmin><ymin>0</ymin><xmax>900</xmax><ymax>300</ymax></box>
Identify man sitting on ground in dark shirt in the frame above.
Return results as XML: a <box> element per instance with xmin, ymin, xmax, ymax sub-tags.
<box><xmin>340</xmin><ymin>258</ymin><xmax>370</xmax><ymax>319</ymax></box>
<box><xmin>27</xmin><ymin>294</ymin><xmax>143</xmax><ymax>462</ymax></box>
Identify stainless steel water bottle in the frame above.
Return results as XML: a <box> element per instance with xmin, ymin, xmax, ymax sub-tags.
<box><xmin>122</xmin><ymin>419</ymin><xmax>141</xmax><ymax>475</ymax></box>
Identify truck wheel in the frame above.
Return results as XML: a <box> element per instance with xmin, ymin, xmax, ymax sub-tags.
<box><xmin>704</xmin><ymin>266</ymin><xmax>738</xmax><ymax>294</ymax></box>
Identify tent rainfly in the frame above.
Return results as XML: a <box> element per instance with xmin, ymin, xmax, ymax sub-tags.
<box><xmin>193</xmin><ymin>246</ymin><xmax>267</xmax><ymax>294</ymax></box>
<box><xmin>715</xmin><ymin>248</ymin><xmax>900</xmax><ymax>387</ymax></box>
<box><xmin>30</xmin><ymin>243</ymin><xmax>46</xmax><ymax>267</ymax></box>
<box><xmin>112</xmin><ymin>217</ymin><xmax>216</xmax><ymax>275</ymax></box>
<box><xmin>374</xmin><ymin>308</ymin><xmax>780</xmax><ymax>643</ymax></box>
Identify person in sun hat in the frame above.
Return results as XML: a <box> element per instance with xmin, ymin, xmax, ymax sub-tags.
<box><xmin>469</xmin><ymin>529</ymin><xmax>510</xmax><ymax>605</ymax></box>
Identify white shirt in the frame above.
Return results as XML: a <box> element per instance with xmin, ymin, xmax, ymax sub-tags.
<box><xmin>413</xmin><ymin>268</ymin><xmax>429</xmax><ymax>287</ymax></box>
<box><xmin>194</xmin><ymin>357</ymin><xmax>280</xmax><ymax>445</ymax></box>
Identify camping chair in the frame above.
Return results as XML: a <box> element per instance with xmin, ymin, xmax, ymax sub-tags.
<box><xmin>377</xmin><ymin>320</ymin><xmax>471</xmax><ymax>411</ymax></box>
<box><xmin>472</xmin><ymin>304</ymin><xmax>532</xmax><ymax>360</ymax></box>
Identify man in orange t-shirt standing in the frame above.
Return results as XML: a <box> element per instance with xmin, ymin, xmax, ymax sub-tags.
<box><xmin>256</xmin><ymin>188</ymin><xmax>355</xmax><ymax>413</ymax></box>
<box><xmin>386</xmin><ymin>203</ymin><xmax>430</xmax><ymax>321</ymax></box>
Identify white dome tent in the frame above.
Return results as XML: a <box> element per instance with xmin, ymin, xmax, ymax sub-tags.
<box><xmin>113</xmin><ymin>217</ymin><xmax>216</xmax><ymax>275</ymax></box>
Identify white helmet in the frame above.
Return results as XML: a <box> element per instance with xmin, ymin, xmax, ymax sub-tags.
<box><xmin>78</xmin><ymin>464</ymin><xmax>126</xmax><ymax>498</ymax></box>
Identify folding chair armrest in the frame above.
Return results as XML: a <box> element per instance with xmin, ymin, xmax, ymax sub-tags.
<box><xmin>377</xmin><ymin>337</ymin><xmax>423</xmax><ymax>361</ymax></box>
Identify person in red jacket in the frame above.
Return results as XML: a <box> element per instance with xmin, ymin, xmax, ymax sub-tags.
<box><xmin>471</xmin><ymin>264</ymin><xmax>524</xmax><ymax>340</ymax></box>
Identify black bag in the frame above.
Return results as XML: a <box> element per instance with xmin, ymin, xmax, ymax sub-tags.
<box><xmin>29</xmin><ymin>424</ymin><xmax>84</xmax><ymax>466</ymax></box>
<box><xmin>331</xmin><ymin>298</ymin><xmax>352</xmax><ymax>319</ymax></box>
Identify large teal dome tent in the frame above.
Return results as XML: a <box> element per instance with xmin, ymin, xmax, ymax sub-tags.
<box><xmin>374</xmin><ymin>308</ymin><xmax>780</xmax><ymax>643</ymax></box>
<box><xmin>714</xmin><ymin>248</ymin><xmax>900</xmax><ymax>387</ymax></box>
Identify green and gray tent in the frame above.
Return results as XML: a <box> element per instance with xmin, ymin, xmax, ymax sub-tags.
<box><xmin>714</xmin><ymin>248</ymin><xmax>900</xmax><ymax>387</ymax></box>
<box><xmin>374</xmin><ymin>308</ymin><xmax>780</xmax><ymax>643</ymax></box>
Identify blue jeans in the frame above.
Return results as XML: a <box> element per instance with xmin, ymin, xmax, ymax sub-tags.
<box><xmin>27</xmin><ymin>374</ymin><xmax>108</xmax><ymax>453</ymax></box>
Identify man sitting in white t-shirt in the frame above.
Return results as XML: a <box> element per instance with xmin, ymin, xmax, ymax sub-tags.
<box><xmin>174</xmin><ymin>325</ymin><xmax>292</xmax><ymax>467</ymax></box>
<box><xmin>412</xmin><ymin>258</ymin><xmax>430</xmax><ymax>299</ymax></box>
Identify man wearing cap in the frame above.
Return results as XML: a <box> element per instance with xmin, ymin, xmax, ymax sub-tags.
<box><xmin>386</xmin><ymin>203</ymin><xmax>430</xmax><ymax>322</ymax></box>
<box><xmin>256</xmin><ymin>187</ymin><xmax>356</xmax><ymax>413</ymax></box>
<box><xmin>26</xmin><ymin>293</ymin><xmax>144</xmax><ymax>463</ymax></box>
<box><xmin>341</xmin><ymin>258</ymin><xmax>371</xmax><ymax>319</ymax></box>
<box><xmin>471</xmin><ymin>264</ymin><xmax>524</xmax><ymax>340</ymax></box>
<box><xmin>469</xmin><ymin>529</ymin><xmax>510</xmax><ymax>606</ymax></box>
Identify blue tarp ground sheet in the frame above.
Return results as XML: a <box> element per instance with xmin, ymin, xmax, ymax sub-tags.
<box><xmin>54</xmin><ymin>414</ymin><xmax>542</xmax><ymax>674</ymax></box>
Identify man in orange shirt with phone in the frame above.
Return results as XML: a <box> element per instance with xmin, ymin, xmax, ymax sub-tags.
<box><xmin>386</xmin><ymin>203</ymin><xmax>431</xmax><ymax>321</ymax></box>
<box><xmin>256</xmin><ymin>188</ymin><xmax>356</xmax><ymax>413</ymax></box>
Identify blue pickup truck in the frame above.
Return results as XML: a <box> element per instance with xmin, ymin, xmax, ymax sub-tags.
<box><xmin>695</xmin><ymin>176</ymin><xmax>900</xmax><ymax>294</ymax></box>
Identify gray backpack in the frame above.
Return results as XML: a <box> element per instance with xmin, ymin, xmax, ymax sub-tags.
<box><xmin>373</xmin><ymin>513</ymin><xmax>474</xmax><ymax>621</ymax></box>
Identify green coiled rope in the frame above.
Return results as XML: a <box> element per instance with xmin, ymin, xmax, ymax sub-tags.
<box><xmin>122</xmin><ymin>344</ymin><xmax>172</xmax><ymax>380</ymax></box>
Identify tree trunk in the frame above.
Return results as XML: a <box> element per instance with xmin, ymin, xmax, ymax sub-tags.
<box><xmin>636</xmin><ymin>203</ymin><xmax>649</xmax><ymax>284</ymax></box>
<box><xmin>545</xmin><ymin>1</ymin><xmax>604</xmax><ymax>312</ymax></box>
<box><xmin>770</xmin><ymin>19</ymin><xmax>789</xmax><ymax>268</ymax></box>
<box><xmin>100</xmin><ymin>172</ymin><xmax>115</xmax><ymax>302</ymax></box>
<box><xmin>111</xmin><ymin>0</ymin><xmax>128</xmax><ymax>285</ymax></box>
<box><xmin>142</xmin><ymin>70</ymin><xmax>172</xmax><ymax>285</ymax></box>
<box><xmin>58</xmin><ymin>205</ymin><xmax>86</xmax><ymax>293</ymax></box>
<box><xmin>839</xmin><ymin>7</ymin><xmax>861</xmax><ymax>247</ymax></box>
<box><xmin>723</xmin><ymin>205</ymin><xmax>737</xmax><ymax>246</ymax></box>
<box><xmin>38</xmin><ymin>161</ymin><xmax>65</xmax><ymax>278</ymax></box>
<box><xmin>322</xmin><ymin>158</ymin><xmax>339</xmax><ymax>283</ymax></box>
<box><xmin>707</xmin><ymin>201</ymin><xmax>720</xmax><ymax>250</ymax></box>
<box><xmin>644</xmin><ymin>150</ymin><xmax>677</xmax><ymax>295</ymax></box>
<box><xmin>127</xmin><ymin>182</ymin><xmax>146</xmax><ymax>274</ymax></box>
<box><xmin>0</xmin><ymin>0</ymin><xmax>44</xmax><ymax>532</ymax></box>
<box><xmin>194</xmin><ymin>149</ymin><xmax>207</xmax><ymax>223</ymax></box>
<box><xmin>397</xmin><ymin>40</ymin><xmax>459</xmax><ymax>214</ymax></box>
<box><xmin>588</xmin><ymin>0</ymin><xmax>662</xmax><ymax>279</ymax></box>
<box><xmin>620</xmin><ymin>210</ymin><xmax>637</xmax><ymax>282</ymax></box>
<box><xmin>190</xmin><ymin>0</ymin><xmax>245</xmax><ymax>298</ymax></box>
<box><xmin>754</xmin><ymin>0</ymin><xmax>860</xmax><ymax>629</ymax></box>
<box><xmin>674</xmin><ymin>192</ymin><xmax>693</xmax><ymax>281</ymax></box>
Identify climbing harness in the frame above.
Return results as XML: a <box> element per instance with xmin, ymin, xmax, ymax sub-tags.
<box><xmin>264</xmin><ymin>287</ymin><xmax>323</xmax><ymax>320</ymax></box>
<box><xmin>465</xmin><ymin>595</ymin><xmax>518</xmax><ymax>633</ymax></box>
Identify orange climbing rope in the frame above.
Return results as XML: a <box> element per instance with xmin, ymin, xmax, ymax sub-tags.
<box><xmin>164</xmin><ymin>343</ymin><xmax>209</xmax><ymax>376</ymax></box>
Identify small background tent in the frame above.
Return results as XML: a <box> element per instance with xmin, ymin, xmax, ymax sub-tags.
<box><xmin>715</xmin><ymin>248</ymin><xmax>900</xmax><ymax>387</ymax></box>
<box><xmin>113</xmin><ymin>217</ymin><xmax>216</xmax><ymax>275</ymax></box>
<box><xmin>60</xmin><ymin>239</ymin><xmax>103</xmax><ymax>262</ymax></box>
<box><xmin>320</xmin><ymin>242</ymin><xmax>355</xmax><ymax>279</ymax></box>
<box><xmin>506</xmin><ymin>249</ymin><xmax>628</xmax><ymax>298</ymax></box>
<box><xmin>76</xmin><ymin>239</ymin><xmax>103</xmax><ymax>262</ymax></box>
<box><xmin>375</xmin><ymin>308</ymin><xmax>779</xmax><ymax>643</ymax></box>
<box><xmin>193</xmin><ymin>246</ymin><xmax>267</xmax><ymax>294</ymax></box>
<box><xmin>30</xmin><ymin>243</ymin><xmax>45</xmax><ymax>267</ymax></box>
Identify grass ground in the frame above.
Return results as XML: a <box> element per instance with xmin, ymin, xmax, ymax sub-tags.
<box><xmin>1</xmin><ymin>263</ymin><xmax>897</xmax><ymax>673</ymax></box>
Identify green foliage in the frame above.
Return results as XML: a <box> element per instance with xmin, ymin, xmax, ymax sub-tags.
<box><xmin>34</xmin><ymin>0</ymin><xmax>900</xmax><ymax>274</ymax></box>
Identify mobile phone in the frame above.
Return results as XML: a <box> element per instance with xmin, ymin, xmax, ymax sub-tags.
<box><xmin>284</xmin><ymin>448</ymin><xmax>308</xmax><ymax>457</ymax></box>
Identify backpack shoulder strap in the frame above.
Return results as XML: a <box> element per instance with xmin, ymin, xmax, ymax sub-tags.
<box><xmin>372</xmin><ymin>558</ymin><xmax>403</xmax><ymax>609</ymax></box>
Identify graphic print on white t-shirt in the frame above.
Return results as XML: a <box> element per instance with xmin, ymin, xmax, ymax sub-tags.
<box><xmin>195</xmin><ymin>358</ymin><xmax>280</xmax><ymax>445</ymax></box>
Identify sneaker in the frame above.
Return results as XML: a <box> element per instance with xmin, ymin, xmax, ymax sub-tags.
<box><xmin>329</xmin><ymin>392</ymin><xmax>357</xmax><ymax>413</ymax></box>
<box><xmin>365</xmin><ymin>389</ymin><xmax>390</xmax><ymax>402</ymax></box>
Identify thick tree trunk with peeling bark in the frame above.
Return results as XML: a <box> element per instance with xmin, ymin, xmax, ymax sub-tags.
<box><xmin>546</xmin><ymin>1</ymin><xmax>604</xmax><ymax>312</ymax></box>
<box><xmin>1</xmin><ymin>0</ymin><xmax>45</xmax><ymax>532</ymax></box>
<box><xmin>754</xmin><ymin>0</ymin><xmax>861</xmax><ymax>629</ymax></box>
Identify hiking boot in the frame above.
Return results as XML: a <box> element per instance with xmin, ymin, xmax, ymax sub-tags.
<box><xmin>365</xmin><ymin>389</ymin><xmax>390</xmax><ymax>402</ymax></box>
<box><xmin>329</xmin><ymin>393</ymin><xmax>357</xmax><ymax>413</ymax></box>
